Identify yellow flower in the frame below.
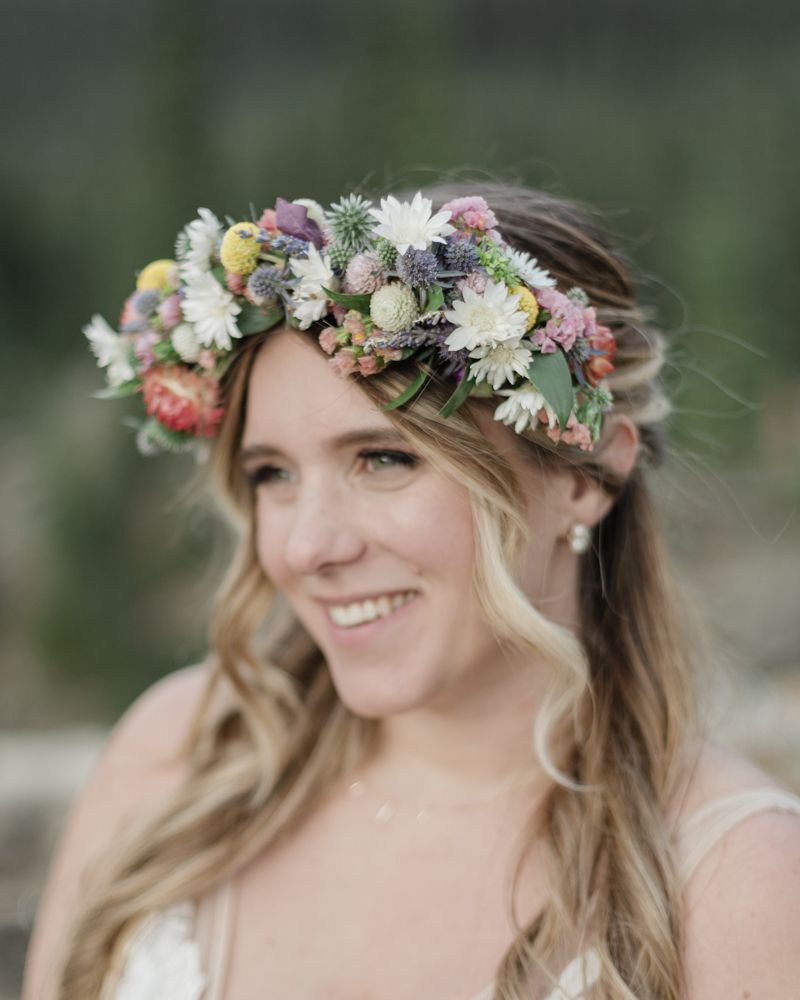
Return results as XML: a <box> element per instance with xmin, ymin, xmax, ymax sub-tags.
<box><xmin>513</xmin><ymin>284</ymin><xmax>539</xmax><ymax>331</ymax></box>
<box><xmin>220</xmin><ymin>222</ymin><xmax>261</xmax><ymax>275</ymax></box>
<box><xmin>136</xmin><ymin>259</ymin><xmax>179</xmax><ymax>292</ymax></box>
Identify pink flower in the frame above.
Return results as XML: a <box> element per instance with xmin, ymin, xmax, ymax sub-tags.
<box><xmin>533</xmin><ymin>287</ymin><xmax>588</xmax><ymax>352</ymax></box>
<box><xmin>157</xmin><ymin>293</ymin><xmax>183</xmax><ymax>331</ymax></box>
<box><xmin>342</xmin><ymin>309</ymin><xmax>367</xmax><ymax>344</ymax></box>
<box><xmin>331</xmin><ymin>303</ymin><xmax>349</xmax><ymax>325</ymax></box>
<box><xmin>440</xmin><ymin>196</ymin><xmax>498</xmax><ymax>232</ymax></box>
<box><xmin>345</xmin><ymin>251</ymin><xmax>386</xmax><ymax>294</ymax></box>
<box><xmin>141</xmin><ymin>365</ymin><xmax>225</xmax><ymax>436</ymax></box>
<box><xmin>358</xmin><ymin>355</ymin><xmax>381</xmax><ymax>376</ymax></box>
<box><xmin>375</xmin><ymin>346</ymin><xmax>403</xmax><ymax>363</ymax></box>
<box><xmin>455</xmin><ymin>272</ymin><xmax>487</xmax><ymax>295</ymax></box>
<box><xmin>225</xmin><ymin>271</ymin><xmax>247</xmax><ymax>295</ymax></box>
<box><xmin>119</xmin><ymin>294</ymin><xmax>148</xmax><ymax>331</ymax></box>
<box><xmin>258</xmin><ymin>208</ymin><xmax>279</xmax><ymax>236</ymax></box>
<box><xmin>134</xmin><ymin>330</ymin><xmax>161</xmax><ymax>370</ymax></box>
<box><xmin>328</xmin><ymin>349</ymin><xmax>360</xmax><ymax>378</ymax></box>
<box><xmin>198</xmin><ymin>350</ymin><xmax>217</xmax><ymax>371</ymax></box>
<box><xmin>319</xmin><ymin>328</ymin><xmax>339</xmax><ymax>354</ymax></box>
<box><xmin>542</xmin><ymin>411</ymin><xmax>593</xmax><ymax>451</ymax></box>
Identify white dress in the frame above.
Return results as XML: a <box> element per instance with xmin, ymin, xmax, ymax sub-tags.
<box><xmin>111</xmin><ymin>787</ymin><xmax>800</xmax><ymax>1000</ymax></box>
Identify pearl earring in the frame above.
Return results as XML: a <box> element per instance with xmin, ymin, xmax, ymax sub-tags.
<box><xmin>566</xmin><ymin>522</ymin><xmax>592</xmax><ymax>554</ymax></box>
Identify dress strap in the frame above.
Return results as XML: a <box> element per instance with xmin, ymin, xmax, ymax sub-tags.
<box><xmin>676</xmin><ymin>786</ymin><xmax>800</xmax><ymax>883</ymax></box>
<box><xmin>203</xmin><ymin>877</ymin><xmax>237</xmax><ymax>1000</ymax></box>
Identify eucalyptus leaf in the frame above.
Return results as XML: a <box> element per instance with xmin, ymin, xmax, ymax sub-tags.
<box><xmin>526</xmin><ymin>348</ymin><xmax>573</xmax><ymax>435</ymax></box>
<box><xmin>237</xmin><ymin>303</ymin><xmax>284</xmax><ymax>336</ymax></box>
<box><xmin>439</xmin><ymin>373</ymin><xmax>476</xmax><ymax>419</ymax></box>
<box><xmin>92</xmin><ymin>379</ymin><xmax>141</xmax><ymax>399</ymax></box>
<box><xmin>322</xmin><ymin>286</ymin><xmax>373</xmax><ymax>314</ymax></box>
<box><xmin>424</xmin><ymin>283</ymin><xmax>444</xmax><ymax>314</ymax></box>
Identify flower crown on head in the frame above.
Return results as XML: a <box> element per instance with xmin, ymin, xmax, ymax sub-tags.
<box><xmin>84</xmin><ymin>192</ymin><xmax>617</xmax><ymax>456</ymax></box>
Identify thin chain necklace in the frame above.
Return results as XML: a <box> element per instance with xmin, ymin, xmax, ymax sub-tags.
<box><xmin>347</xmin><ymin>769</ymin><xmax>538</xmax><ymax>827</ymax></box>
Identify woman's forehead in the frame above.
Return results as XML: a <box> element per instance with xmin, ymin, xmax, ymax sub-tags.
<box><xmin>241</xmin><ymin>330</ymin><xmax>397</xmax><ymax>452</ymax></box>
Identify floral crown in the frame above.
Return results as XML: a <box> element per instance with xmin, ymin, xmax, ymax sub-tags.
<box><xmin>84</xmin><ymin>192</ymin><xmax>617</xmax><ymax>456</ymax></box>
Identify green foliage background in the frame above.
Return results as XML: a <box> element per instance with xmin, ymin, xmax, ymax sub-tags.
<box><xmin>1</xmin><ymin>0</ymin><xmax>799</xmax><ymax>720</ymax></box>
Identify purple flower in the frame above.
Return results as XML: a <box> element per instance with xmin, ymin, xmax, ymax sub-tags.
<box><xmin>275</xmin><ymin>197</ymin><xmax>323</xmax><ymax>250</ymax></box>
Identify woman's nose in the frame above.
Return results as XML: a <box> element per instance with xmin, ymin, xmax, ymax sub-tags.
<box><xmin>283</xmin><ymin>481</ymin><xmax>366</xmax><ymax>575</ymax></box>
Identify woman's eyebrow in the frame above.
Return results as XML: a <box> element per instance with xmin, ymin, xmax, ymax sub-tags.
<box><xmin>239</xmin><ymin>429</ymin><xmax>408</xmax><ymax>464</ymax></box>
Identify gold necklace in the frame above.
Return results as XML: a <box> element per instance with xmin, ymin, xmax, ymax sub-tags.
<box><xmin>347</xmin><ymin>769</ymin><xmax>537</xmax><ymax>828</ymax></box>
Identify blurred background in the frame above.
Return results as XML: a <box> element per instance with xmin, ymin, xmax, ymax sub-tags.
<box><xmin>1</xmin><ymin>0</ymin><xmax>800</xmax><ymax>993</ymax></box>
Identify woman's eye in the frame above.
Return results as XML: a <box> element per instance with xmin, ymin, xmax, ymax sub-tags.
<box><xmin>361</xmin><ymin>450</ymin><xmax>418</xmax><ymax>473</ymax></box>
<box><xmin>247</xmin><ymin>465</ymin><xmax>294</xmax><ymax>487</ymax></box>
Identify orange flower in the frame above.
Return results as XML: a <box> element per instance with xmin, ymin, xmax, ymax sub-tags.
<box><xmin>586</xmin><ymin>327</ymin><xmax>616</xmax><ymax>386</ymax></box>
<box><xmin>141</xmin><ymin>366</ymin><xmax>225</xmax><ymax>437</ymax></box>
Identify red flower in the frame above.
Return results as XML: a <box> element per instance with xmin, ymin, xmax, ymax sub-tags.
<box><xmin>141</xmin><ymin>366</ymin><xmax>225</xmax><ymax>437</ymax></box>
<box><xmin>586</xmin><ymin>326</ymin><xmax>617</xmax><ymax>386</ymax></box>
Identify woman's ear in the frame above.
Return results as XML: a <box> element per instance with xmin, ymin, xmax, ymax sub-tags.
<box><xmin>564</xmin><ymin>415</ymin><xmax>640</xmax><ymax>528</ymax></box>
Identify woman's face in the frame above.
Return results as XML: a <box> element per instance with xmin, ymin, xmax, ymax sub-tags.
<box><xmin>240</xmin><ymin>330</ymin><xmax>574</xmax><ymax>719</ymax></box>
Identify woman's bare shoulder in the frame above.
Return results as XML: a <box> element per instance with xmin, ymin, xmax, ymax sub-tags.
<box><xmin>22</xmin><ymin>665</ymin><xmax>210</xmax><ymax>1000</ymax></box>
<box><xmin>677</xmin><ymin>740</ymin><xmax>800</xmax><ymax>999</ymax></box>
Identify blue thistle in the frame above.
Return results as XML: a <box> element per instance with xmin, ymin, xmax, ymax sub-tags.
<box><xmin>132</xmin><ymin>289</ymin><xmax>160</xmax><ymax>317</ymax></box>
<box><xmin>566</xmin><ymin>337</ymin><xmax>591</xmax><ymax>366</ymax></box>
<box><xmin>444</xmin><ymin>238</ymin><xmax>479</xmax><ymax>273</ymax></box>
<box><xmin>397</xmin><ymin>248</ymin><xmax>438</xmax><ymax>289</ymax></box>
<box><xmin>327</xmin><ymin>241</ymin><xmax>354</xmax><ymax>272</ymax></box>
<box><xmin>326</xmin><ymin>194</ymin><xmax>374</xmax><ymax>252</ymax></box>
<box><xmin>247</xmin><ymin>264</ymin><xmax>283</xmax><ymax>304</ymax></box>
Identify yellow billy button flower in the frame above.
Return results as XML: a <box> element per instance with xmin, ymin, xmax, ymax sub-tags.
<box><xmin>513</xmin><ymin>284</ymin><xmax>539</xmax><ymax>331</ymax></box>
<box><xmin>136</xmin><ymin>259</ymin><xmax>179</xmax><ymax>292</ymax></box>
<box><xmin>220</xmin><ymin>222</ymin><xmax>262</xmax><ymax>275</ymax></box>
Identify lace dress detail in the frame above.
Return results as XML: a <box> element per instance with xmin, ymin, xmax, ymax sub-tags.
<box><xmin>113</xmin><ymin>903</ymin><xmax>207</xmax><ymax>1000</ymax></box>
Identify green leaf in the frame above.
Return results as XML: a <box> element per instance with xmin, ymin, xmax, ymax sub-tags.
<box><xmin>526</xmin><ymin>348</ymin><xmax>573</xmax><ymax>435</ymax></box>
<box><xmin>92</xmin><ymin>379</ymin><xmax>141</xmax><ymax>399</ymax></box>
<box><xmin>381</xmin><ymin>369</ymin><xmax>428</xmax><ymax>410</ymax></box>
<box><xmin>424</xmin><ymin>283</ymin><xmax>444</xmax><ymax>314</ymax></box>
<box><xmin>152</xmin><ymin>340</ymin><xmax>180</xmax><ymax>364</ymax></box>
<box><xmin>210</xmin><ymin>266</ymin><xmax>227</xmax><ymax>288</ymax></box>
<box><xmin>439</xmin><ymin>373</ymin><xmax>477</xmax><ymax>419</ymax></box>
<box><xmin>237</xmin><ymin>303</ymin><xmax>284</xmax><ymax>336</ymax></box>
<box><xmin>322</xmin><ymin>286</ymin><xmax>373</xmax><ymax>314</ymax></box>
<box><xmin>470</xmin><ymin>379</ymin><xmax>494</xmax><ymax>397</ymax></box>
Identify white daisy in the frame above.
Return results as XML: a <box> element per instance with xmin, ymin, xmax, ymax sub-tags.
<box><xmin>290</xmin><ymin>245</ymin><xmax>339</xmax><ymax>330</ymax></box>
<box><xmin>444</xmin><ymin>280</ymin><xmax>527</xmax><ymax>352</ymax></box>
<box><xmin>83</xmin><ymin>314</ymin><xmax>135</xmax><ymax>386</ymax></box>
<box><xmin>494</xmin><ymin>382</ymin><xmax>557</xmax><ymax>434</ymax></box>
<box><xmin>502</xmin><ymin>248</ymin><xmax>556</xmax><ymax>289</ymax></box>
<box><xmin>469</xmin><ymin>338</ymin><xmax>533</xmax><ymax>390</ymax></box>
<box><xmin>369</xmin><ymin>192</ymin><xmax>455</xmax><ymax>255</ymax></box>
<box><xmin>176</xmin><ymin>208</ymin><xmax>223</xmax><ymax>280</ymax></box>
<box><xmin>181</xmin><ymin>271</ymin><xmax>242</xmax><ymax>350</ymax></box>
<box><xmin>170</xmin><ymin>322</ymin><xmax>202</xmax><ymax>363</ymax></box>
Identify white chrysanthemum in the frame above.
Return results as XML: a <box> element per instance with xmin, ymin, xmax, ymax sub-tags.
<box><xmin>369</xmin><ymin>192</ymin><xmax>455</xmax><ymax>255</ymax></box>
<box><xmin>176</xmin><ymin>208</ymin><xmax>223</xmax><ymax>280</ymax></box>
<box><xmin>83</xmin><ymin>314</ymin><xmax>135</xmax><ymax>386</ymax></box>
<box><xmin>469</xmin><ymin>338</ymin><xmax>533</xmax><ymax>390</ymax></box>
<box><xmin>181</xmin><ymin>271</ymin><xmax>242</xmax><ymax>351</ymax></box>
<box><xmin>370</xmin><ymin>282</ymin><xmax>420</xmax><ymax>333</ymax></box>
<box><xmin>502</xmin><ymin>248</ymin><xmax>556</xmax><ymax>289</ymax></box>
<box><xmin>494</xmin><ymin>382</ymin><xmax>557</xmax><ymax>434</ymax></box>
<box><xmin>290</xmin><ymin>245</ymin><xmax>339</xmax><ymax>330</ymax></box>
<box><xmin>444</xmin><ymin>280</ymin><xmax>527</xmax><ymax>352</ymax></box>
<box><xmin>171</xmin><ymin>322</ymin><xmax>202</xmax><ymax>363</ymax></box>
<box><xmin>292</xmin><ymin>198</ymin><xmax>326</xmax><ymax>228</ymax></box>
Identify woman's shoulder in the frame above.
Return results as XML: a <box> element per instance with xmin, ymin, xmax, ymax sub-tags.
<box><xmin>22</xmin><ymin>666</ymin><xmax>210</xmax><ymax>1000</ymax></box>
<box><xmin>676</xmin><ymin>740</ymin><xmax>800</xmax><ymax>999</ymax></box>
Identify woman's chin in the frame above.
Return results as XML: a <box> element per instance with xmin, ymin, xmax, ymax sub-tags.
<box><xmin>325</xmin><ymin>656</ymin><xmax>447</xmax><ymax>720</ymax></box>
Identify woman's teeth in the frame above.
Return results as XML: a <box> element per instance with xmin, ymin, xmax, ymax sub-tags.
<box><xmin>329</xmin><ymin>591</ymin><xmax>416</xmax><ymax>628</ymax></box>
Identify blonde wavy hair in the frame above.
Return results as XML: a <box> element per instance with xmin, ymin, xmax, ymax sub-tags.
<box><xmin>60</xmin><ymin>183</ymin><xmax>694</xmax><ymax>1000</ymax></box>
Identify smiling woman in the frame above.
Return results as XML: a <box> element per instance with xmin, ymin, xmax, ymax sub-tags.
<box><xmin>24</xmin><ymin>184</ymin><xmax>800</xmax><ymax>1000</ymax></box>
